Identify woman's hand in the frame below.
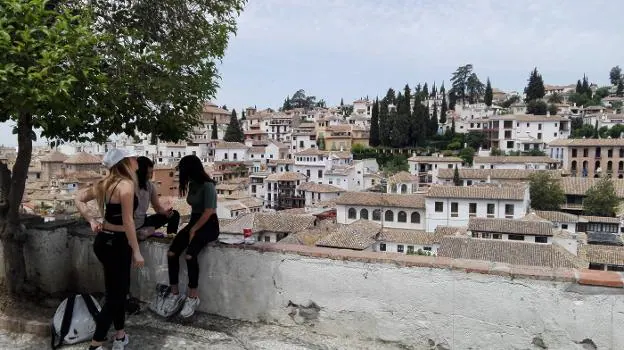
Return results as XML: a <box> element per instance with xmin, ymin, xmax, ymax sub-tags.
<box><xmin>133</xmin><ymin>251</ymin><xmax>145</xmax><ymax>268</ymax></box>
<box><xmin>89</xmin><ymin>220</ymin><xmax>102</xmax><ymax>234</ymax></box>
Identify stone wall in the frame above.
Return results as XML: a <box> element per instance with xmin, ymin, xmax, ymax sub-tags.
<box><xmin>3</xmin><ymin>220</ymin><xmax>624</xmax><ymax>349</ymax></box>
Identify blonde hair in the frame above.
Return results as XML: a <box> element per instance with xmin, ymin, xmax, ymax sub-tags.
<box><xmin>94</xmin><ymin>158</ymin><xmax>137</xmax><ymax>215</ymax></box>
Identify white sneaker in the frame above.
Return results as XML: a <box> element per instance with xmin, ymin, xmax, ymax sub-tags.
<box><xmin>112</xmin><ymin>334</ymin><xmax>129</xmax><ymax>350</ymax></box>
<box><xmin>180</xmin><ymin>297</ymin><xmax>200</xmax><ymax>318</ymax></box>
<box><xmin>162</xmin><ymin>293</ymin><xmax>185</xmax><ymax>317</ymax></box>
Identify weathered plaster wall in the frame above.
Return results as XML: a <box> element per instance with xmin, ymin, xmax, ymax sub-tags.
<box><xmin>2</xmin><ymin>222</ymin><xmax>623</xmax><ymax>349</ymax></box>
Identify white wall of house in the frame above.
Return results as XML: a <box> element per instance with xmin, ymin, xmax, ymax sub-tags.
<box><xmin>425</xmin><ymin>197</ymin><xmax>528</xmax><ymax>233</ymax></box>
<box><xmin>291</xmin><ymin>134</ymin><xmax>317</xmax><ymax>153</ymax></box>
<box><xmin>303</xmin><ymin>191</ymin><xmax>342</xmax><ymax>206</ymax></box>
<box><xmin>214</xmin><ymin>147</ymin><xmax>248</xmax><ymax>162</ymax></box>
<box><xmin>372</xmin><ymin>242</ymin><xmax>439</xmax><ymax>255</ymax></box>
<box><xmin>336</xmin><ymin>205</ymin><xmax>425</xmax><ymax>230</ymax></box>
<box><xmin>473</xmin><ymin>161</ymin><xmax>553</xmax><ymax>170</ymax></box>
<box><xmin>496</xmin><ymin>119</ymin><xmax>567</xmax><ymax>152</ymax></box>
<box><xmin>408</xmin><ymin>160</ymin><xmax>463</xmax><ymax>184</ymax></box>
<box><xmin>470</xmin><ymin>232</ymin><xmax>552</xmax><ymax>244</ymax></box>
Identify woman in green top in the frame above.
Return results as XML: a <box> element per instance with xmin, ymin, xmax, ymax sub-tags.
<box><xmin>164</xmin><ymin>155</ymin><xmax>219</xmax><ymax>318</ymax></box>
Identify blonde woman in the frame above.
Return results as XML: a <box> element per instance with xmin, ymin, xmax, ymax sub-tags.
<box><xmin>75</xmin><ymin>149</ymin><xmax>144</xmax><ymax>350</ymax></box>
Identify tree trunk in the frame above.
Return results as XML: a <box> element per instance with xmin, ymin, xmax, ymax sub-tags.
<box><xmin>0</xmin><ymin>114</ymin><xmax>33</xmax><ymax>295</ymax></box>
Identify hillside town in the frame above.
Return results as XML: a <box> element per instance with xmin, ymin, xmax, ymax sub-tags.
<box><xmin>8</xmin><ymin>67</ymin><xmax>624</xmax><ymax>275</ymax></box>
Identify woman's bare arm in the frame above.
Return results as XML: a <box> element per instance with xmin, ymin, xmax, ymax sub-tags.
<box><xmin>75</xmin><ymin>187</ymin><xmax>98</xmax><ymax>224</ymax></box>
<box><xmin>119</xmin><ymin>180</ymin><xmax>140</xmax><ymax>254</ymax></box>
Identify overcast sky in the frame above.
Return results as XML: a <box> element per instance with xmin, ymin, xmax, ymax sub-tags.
<box><xmin>2</xmin><ymin>0</ymin><xmax>623</xmax><ymax>147</ymax></box>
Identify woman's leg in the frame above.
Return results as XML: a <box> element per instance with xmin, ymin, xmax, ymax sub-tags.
<box><xmin>143</xmin><ymin>210</ymin><xmax>180</xmax><ymax>234</ymax></box>
<box><xmin>184</xmin><ymin>216</ymin><xmax>218</xmax><ymax>297</ymax></box>
<box><xmin>167</xmin><ymin>225</ymin><xmax>190</xmax><ymax>294</ymax></box>
<box><xmin>91</xmin><ymin>234</ymin><xmax>124</xmax><ymax>345</ymax></box>
<box><xmin>113</xmin><ymin>241</ymin><xmax>132</xmax><ymax>340</ymax></box>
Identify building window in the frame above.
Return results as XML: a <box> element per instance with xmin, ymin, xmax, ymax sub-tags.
<box><xmin>481</xmin><ymin>233</ymin><xmax>491</xmax><ymax>239</ymax></box>
<box><xmin>450</xmin><ymin>202</ymin><xmax>459</xmax><ymax>217</ymax></box>
<box><xmin>608</xmin><ymin>149</ymin><xmax>613</xmax><ymax>158</ymax></box>
<box><xmin>264</xmin><ymin>236</ymin><xmax>271</xmax><ymax>242</ymax></box>
<box><xmin>318</xmin><ymin>170</ymin><xmax>323</xmax><ymax>179</ymax></box>
<box><xmin>469</xmin><ymin>203</ymin><xmax>477</xmax><ymax>217</ymax></box>
<box><xmin>372</xmin><ymin>209</ymin><xmax>381</xmax><ymax>221</ymax></box>
<box><xmin>583</xmin><ymin>148</ymin><xmax>588</xmax><ymax>157</ymax></box>
<box><xmin>401</xmin><ymin>184</ymin><xmax>408</xmax><ymax>194</ymax></box>
<box><xmin>398</xmin><ymin>211</ymin><xmax>407</xmax><ymax>223</ymax></box>
<box><xmin>505</xmin><ymin>204</ymin><xmax>514</xmax><ymax>218</ymax></box>
<box><xmin>535</xmin><ymin>236</ymin><xmax>548</xmax><ymax>243</ymax></box>
<box><xmin>233</xmin><ymin>153</ymin><xmax>238</xmax><ymax>160</ymax></box>
<box><xmin>493</xmin><ymin>234</ymin><xmax>502</xmax><ymax>239</ymax></box>
<box><xmin>506</xmin><ymin>141</ymin><xmax>514</xmax><ymax>149</ymax></box>
<box><xmin>385</xmin><ymin>210</ymin><xmax>394</xmax><ymax>222</ymax></box>
<box><xmin>508</xmin><ymin>234</ymin><xmax>524</xmax><ymax>241</ymax></box>
<box><xmin>537</xmin><ymin>133</ymin><xmax>542</xmax><ymax>140</ymax></box>
<box><xmin>423</xmin><ymin>246</ymin><xmax>432</xmax><ymax>251</ymax></box>
<box><xmin>538</xmin><ymin>124</ymin><xmax>542</xmax><ymax>130</ymax></box>
<box><xmin>411</xmin><ymin>212</ymin><xmax>420</xmax><ymax>223</ymax></box>
<box><xmin>360</xmin><ymin>209</ymin><xmax>369</xmax><ymax>220</ymax></box>
<box><xmin>407</xmin><ymin>246</ymin><xmax>414</xmax><ymax>254</ymax></box>
<box><xmin>472</xmin><ymin>232</ymin><xmax>479</xmax><ymax>238</ymax></box>
<box><xmin>487</xmin><ymin>204</ymin><xmax>495</xmax><ymax>218</ymax></box>
<box><xmin>379</xmin><ymin>243</ymin><xmax>386</xmax><ymax>252</ymax></box>
<box><xmin>435</xmin><ymin>202</ymin><xmax>444</xmax><ymax>212</ymax></box>
<box><xmin>561</xmin><ymin>224</ymin><xmax>568</xmax><ymax>229</ymax></box>
<box><xmin>306</xmin><ymin>170</ymin><xmax>310</xmax><ymax>177</ymax></box>
<box><xmin>397</xmin><ymin>245</ymin><xmax>404</xmax><ymax>253</ymax></box>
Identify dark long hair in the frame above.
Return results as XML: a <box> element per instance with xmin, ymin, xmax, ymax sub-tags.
<box><xmin>177</xmin><ymin>155</ymin><xmax>215</xmax><ymax>196</ymax></box>
<box><xmin>136</xmin><ymin>156</ymin><xmax>154</xmax><ymax>190</ymax></box>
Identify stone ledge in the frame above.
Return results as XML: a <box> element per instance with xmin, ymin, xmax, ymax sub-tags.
<box><xmin>0</xmin><ymin>313</ymin><xmax>49</xmax><ymax>337</ymax></box>
<box><xmin>65</xmin><ymin>221</ymin><xmax>624</xmax><ymax>290</ymax></box>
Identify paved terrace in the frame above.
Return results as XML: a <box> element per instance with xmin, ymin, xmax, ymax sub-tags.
<box><xmin>2</xmin><ymin>220</ymin><xmax>624</xmax><ymax>349</ymax></box>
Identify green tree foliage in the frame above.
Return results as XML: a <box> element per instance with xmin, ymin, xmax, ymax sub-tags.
<box><xmin>459</xmin><ymin>147</ymin><xmax>476</xmax><ymax>165</ymax></box>
<box><xmin>466</xmin><ymin>73</ymin><xmax>485</xmax><ymax>104</ymax></box>
<box><xmin>422</xmin><ymin>82</ymin><xmax>429</xmax><ymax>97</ymax></box>
<box><xmin>453</xmin><ymin>166</ymin><xmax>461</xmax><ymax>186</ymax></box>
<box><xmin>484</xmin><ymin>78</ymin><xmax>493</xmax><ymax>107</ymax></box>
<box><xmin>430</xmin><ymin>102</ymin><xmax>439</xmax><ymax>136</ymax></box>
<box><xmin>450</xmin><ymin>64</ymin><xmax>473</xmax><ymax>103</ymax></box>
<box><xmin>369</xmin><ymin>99</ymin><xmax>380</xmax><ymax>147</ymax></box>
<box><xmin>528</xmin><ymin>172</ymin><xmax>565</xmax><ymax>211</ymax></box>
<box><xmin>283</xmin><ymin>90</ymin><xmax>318</xmax><ymax>110</ymax></box>
<box><xmin>524</xmin><ymin>68</ymin><xmax>545</xmax><ymax>102</ymax></box>
<box><xmin>527</xmin><ymin>100</ymin><xmax>548</xmax><ymax>115</ymax></box>
<box><xmin>548</xmin><ymin>104</ymin><xmax>558</xmax><ymax>116</ymax></box>
<box><xmin>379</xmin><ymin>88</ymin><xmax>395</xmax><ymax>146</ymax></box>
<box><xmin>0</xmin><ymin>0</ymin><xmax>245</xmax><ymax>294</ymax></box>
<box><xmin>317</xmin><ymin>135</ymin><xmax>325</xmax><ymax>150</ymax></box>
<box><xmin>583</xmin><ymin>177</ymin><xmax>620</xmax><ymax>217</ymax></box>
<box><xmin>465</xmin><ymin>131</ymin><xmax>486</xmax><ymax>149</ymax></box>
<box><xmin>594</xmin><ymin>86</ymin><xmax>610</xmax><ymax>100</ymax></box>
<box><xmin>223</xmin><ymin>109</ymin><xmax>244</xmax><ymax>142</ymax></box>
<box><xmin>211</xmin><ymin>119</ymin><xmax>218</xmax><ymax>139</ymax></box>
<box><xmin>501</xmin><ymin>95</ymin><xmax>520</xmax><ymax>108</ymax></box>
<box><xmin>241</xmin><ymin>110</ymin><xmax>246</xmax><ymax>120</ymax></box>
<box><xmin>581</xmin><ymin>75</ymin><xmax>592</xmax><ymax>99</ymax></box>
<box><xmin>440</xmin><ymin>83</ymin><xmax>448</xmax><ymax>123</ymax></box>
<box><xmin>610</xmin><ymin>66</ymin><xmax>622</xmax><ymax>86</ymax></box>
<box><xmin>448</xmin><ymin>89</ymin><xmax>457</xmax><ymax>110</ymax></box>
<box><xmin>548</xmin><ymin>93</ymin><xmax>563</xmax><ymax>104</ymax></box>
<box><xmin>617</xmin><ymin>80</ymin><xmax>624</xmax><ymax>97</ymax></box>
<box><xmin>389</xmin><ymin>85</ymin><xmax>412</xmax><ymax>148</ymax></box>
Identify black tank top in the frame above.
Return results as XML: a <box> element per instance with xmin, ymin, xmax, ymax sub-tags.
<box><xmin>104</xmin><ymin>180</ymin><xmax>139</xmax><ymax>226</ymax></box>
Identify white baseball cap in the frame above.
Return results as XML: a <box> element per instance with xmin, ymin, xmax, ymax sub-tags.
<box><xmin>102</xmin><ymin>148</ymin><xmax>136</xmax><ymax>169</ymax></box>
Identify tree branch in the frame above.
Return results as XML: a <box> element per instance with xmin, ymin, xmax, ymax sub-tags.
<box><xmin>7</xmin><ymin>114</ymin><xmax>33</xmax><ymax>226</ymax></box>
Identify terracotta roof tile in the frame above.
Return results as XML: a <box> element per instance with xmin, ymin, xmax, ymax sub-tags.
<box><xmin>214</xmin><ymin>141</ymin><xmax>249</xmax><ymax>150</ymax></box>
<box><xmin>315</xmin><ymin>220</ymin><xmax>380</xmax><ymax>250</ymax></box>
<box><xmin>533</xmin><ymin>210</ymin><xmax>581</xmax><ymax>223</ymax></box>
<box><xmin>41</xmin><ymin>151</ymin><xmax>69</xmax><ymax>163</ymax></box>
<box><xmin>63</xmin><ymin>152</ymin><xmax>101</xmax><ymax>165</ymax></box>
<box><xmin>468</xmin><ymin>217</ymin><xmax>553</xmax><ymax>236</ymax></box>
<box><xmin>388</xmin><ymin>171</ymin><xmax>419</xmax><ymax>183</ymax></box>
<box><xmin>408</xmin><ymin>156</ymin><xmax>463</xmax><ymax>163</ymax></box>
<box><xmin>220</xmin><ymin>212</ymin><xmax>317</xmax><ymax>235</ymax></box>
<box><xmin>378</xmin><ymin>229</ymin><xmax>438</xmax><ymax>245</ymax></box>
<box><xmin>335</xmin><ymin>192</ymin><xmax>425</xmax><ymax>209</ymax></box>
<box><xmin>580</xmin><ymin>215</ymin><xmax>621</xmax><ymax>224</ymax></box>
<box><xmin>265</xmin><ymin>172</ymin><xmax>307</xmax><ymax>181</ymax></box>
<box><xmin>426</xmin><ymin>185</ymin><xmax>527</xmax><ymax>200</ymax></box>
<box><xmin>438</xmin><ymin>237</ymin><xmax>586</xmax><ymax>268</ymax></box>
<box><xmin>437</xmin><ymin>168</ymin><xmax>563</xmax><ymax>181</ymax></box>
<box><xmin>549</xmin><ymin>138</ymin><xmax>624</xmax><ymax>147</ymax></box>
<box><xmin>473</xmin><ymin>156</ymin><xmax>558</xmax><ymax>164</ymax></box>
<box><xmin>560</xmin><ymin>177</ymin><xmax>624</xmax><ymax>197</ymax></box>
<box><xmin>581</xmin><ymin>245</ymin><xmax>624</xmax><ymax>266</ymax></box>
<box><xmin>298</xmin><ymin>182</ymin><xmax>345</xmax><ymax>193</ymax></box>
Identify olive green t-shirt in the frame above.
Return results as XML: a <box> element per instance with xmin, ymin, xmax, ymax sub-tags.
<box><xmin>186</xmin><ymin>180</ymin><xmax>217</xmax><ymax>213</ymax></box>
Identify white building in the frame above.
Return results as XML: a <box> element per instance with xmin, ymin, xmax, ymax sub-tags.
<box><xmin>386</xmin><ymin>171</ymin><xmax>419</xmax><ymax>194</ymax></box>
<box><xmin>264</xmin><ymin>172</ymin><xmax>307</xmax><ymax>209</ymax></box>
<box><xmin>373</xmin><ymin>229</ymin><xmax>440</xmax><ymax>255</ymax></box>
<box><xmin>531</xmin><ymin>210</ymin><xmax>583</xmax><ymax>234</ymax></box>
<box><xmin>487</xmin><ymin>114</ymin><xmax>570</xmax><ymax>153</ymax></box>
<box><xmin>472</xmin><ymin>156</ymin><xmax>559</xmax><ymax>170</ymax></box>
<box><xmin>467</xmin><ymin>217</ymin><xmax>554</xmax><ymax>244</ymax></box>
<box><xmin>217</xmin><ymin>197</ymin><xmax>264</xmax><ymax>219</ymax></box>
<box><xmin>408</xmin><ymin>155</ymin><xmax>464</xmax><ymax>186</ymax></box>
<box><xmin>335</xmin><ymin>192</ymin><xmax>426</xmax><ymax>231</ymax></box>
<box><xmin>297</xmin><ymin>182</ymin><xmax>345</xmax><ymax>207</ymax></box>
<box><xmin>291</xmin><ymin>132</ymin><xmax>317</xmax><ymax>153</ymax></box>
<box><xmin>352</xmin><ymin>99</ymin><xmax>373</xmax><ymax>116</ymax></box>
<box><xmin>424</xmin><ymin>185</ymin><xmax>530</xmax><ymax>233</ymax></box>
<box><xmin>213</xmin><ymin>142</ymin><xmax>249</xmax><ymax>162</ymax></box>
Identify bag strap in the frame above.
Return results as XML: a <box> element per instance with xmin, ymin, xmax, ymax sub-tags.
<box><xmin>81</xmin><ymin>294</ymin><xmax>100</xmax><ymax>320</ymax></box>
<box><xmin>52</xmin><ymin>295</ymin><xmax>76</xmax><ymax>350</ymax></box>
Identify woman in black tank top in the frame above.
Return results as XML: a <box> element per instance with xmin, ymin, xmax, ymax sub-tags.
<box><xmin>75</xmin><ymin>148</ymin><xmax>143</xmax><ymax>350</ymax></box>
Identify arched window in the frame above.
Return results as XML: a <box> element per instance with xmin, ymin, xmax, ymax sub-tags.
<box><xmin>385</xmin><ymin>210</ymin><xmax>394</xmax><ymax>222</ymax></box>
<box><xmin>608</xmin><ymin>161</ymin><xmax>613</xmax><ymax>172</ymax></box>
<box><xmin>595</xmin><ymin>161</ymin><xmax>601</xmax><ymax>171</ymax></box>
<box><xmin>571</xmin><ymin>160</ymin><xmax>577</xmax><ymax>171</ymax></box>
<box><xmin>411</xmin><ymin>212</ymin><xmax>421</xmax><ymax>223</ymax></box>
<box><xmin>619</xmin><ymin>161</ymin><xmax>624</xmax><ymax>171</ymax></box>
<box><xmin>401</xmin><ymin>184</ymin><xmax>408</xmax><ymax>194</ymax></box>
<box><xmin>372</xmin><ymin>209</ymin><xmax>381</xmax><ymax>221</ymax></box>
<box><xmin>398</xmin><ymin>211</ymin><xmax>407</xmax><ymax>223</ymax></box>
<box><xmin>348</xmin><ymin>208</ymin><xmax>357</xmax><ymax>219</ymax></box>
<box><xmin>360</xmin><ymin>209</ymin><xmax>369</xmax><ymax>220</ymax></box>
<box><xmin>391</xmin><ymin>184</ymin><xmax>397</xmax><ymax>193</ymax></box>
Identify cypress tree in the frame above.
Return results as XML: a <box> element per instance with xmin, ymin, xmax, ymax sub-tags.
<box><xmin>379</xmin><ymin>88</ymin><xmax>395</xmax><ymax>147</ymax></box>
<box><xmin>431</xmin><ymin>82</ymin><xmax>437</xmax><ymax>98</ymax></box>
<box><xmin>576</xmin><ymin>80</ymin><xmax>582</xmax><ymax>94</ymax></box>
<box><xmin>448</xmin><ymin>89</ymin><xmax>457</xmax><ymax>110</ymax></box>
<box><xmin>211</xmin><ymin>118</ymin><xmax>218</xmax><ymax>139</ymax></box>
<box><xmin>484</xmin><ymin>78</ymin><xmax>493</xmax><ymax>107</ymax></box>
<box><xmin>241</xmin><ymin>110</ymin><xmax>246</xmax><ymax>120</ymax></box>
<box><xmin>582</xmin><ymin>75</ymin><xmax>592</xmax><ymax>98</ymax></box>
<box><xmin>617</xmin><ymin>80</ymin><xmax>624</xmax><ymax>97</ymax></box>
<box><xmin>369</xmin><ymin>99</ymin><xmax>380</xmax><ymax>147</ymax></box>
<box><xmin>430</xmin><ymin>102</ymin><xmax>439</xmax><ymax>136</ymax></box>
<box><xmin>440</xmin><ymin>83</ymin><xmax>448</xmax><ymax>123</ymax></box>
<box><xmin>453</xmin><ymin>166</ymin><xmax>461</xmax><ymax>186</ymax></box>
<box><xmin>423</xmin><ymin>83</ymin><xmax>429</xmax><ymax>97</ymax></box>
<box><xmin>524</xmin><ymin>68</ymin><xmax>545</xmax><ymax>102</ymax></box>
<box><xmin>224</xmin><ymin>109</ymin><xmax>244</xmax><ymax>142</ymax></box>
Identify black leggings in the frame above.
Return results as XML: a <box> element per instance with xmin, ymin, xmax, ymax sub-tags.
<box><xmin>168</xmin><ymin>213</ymin><xmax>219</xmax><ymax>289</ymax></box>
<box><xmin>92</xmin><ymin>232</ymin><xmax>131</xmax><ymax>342</ymax></box>
<box><xmin>140</xmin><ymin>210</ymin><xmax>180</xmax><ymax>234</ymax></box>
